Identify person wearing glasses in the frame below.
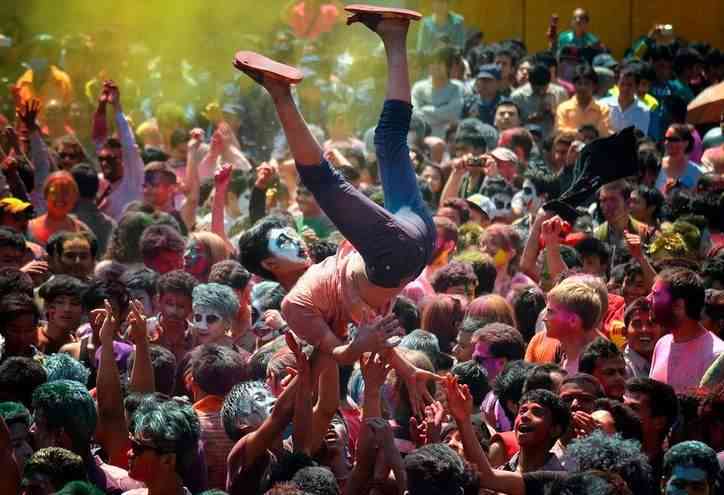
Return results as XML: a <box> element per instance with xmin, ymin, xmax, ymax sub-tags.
<box><xmin>657</xmin><ymin>123</ymin><xmax>704</xmax><ymax>195</ymax></box>
<box><xmin>557</xmin><ymin>8</ymin><xmax>602</xmax><ymax>54</ymax></box>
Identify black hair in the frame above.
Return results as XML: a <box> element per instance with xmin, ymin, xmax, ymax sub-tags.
<box><xmin>393</xmin><ymin>295</ymin><xmax>420</xmax><ymax>335</ymax></box>
<box><xmin>55</xmin><ymin>481</ymin><xmax>105</xmax><ymax>495</ymax></box>
<box><xmin>0</xmin><ymin>292</ymin><xmax>40</xmax><ymax>327</ymax></box>
<box><xmin>510</xmin><ymin>286</ymin><xmax>545</xmax><ymax>342</ymax></box>
<box><xmin>594</xmin><ymin>398</ymin><xmax>644</xmax><ymax>442</ymax></box>
<box><xmin>495</xmin><ymin>99</ymin><xmax>522</xmax><ymax>117</ymax></box>
<box><xmin>208</xmin><ymin>260</ymin><xmax>252</xmax><ymax>291</ymax></box>
<box><xmin>127</xmin><ymin>345</ymin><xmax>177</xmax><ymax>395</ymax></box>
<box><xmin>139</xmin><ymin>224</ymin><xmax>185</xmax><ymax>259</ymax></box>
<box><xmin>430</xmin><ymin>260</ymin><xmax>478</xmax><ymax>293</ymax></box>
<box><xmin>291</xmin><ymin>466</ymin><xmax>339</xmax><ymax>495</ymax></box>
<box><xmin>268</xmin><ymin>450</ymin><xmax>318</xmax><ymax>486</ymax></box>
<box><xmin>572</xmin><ymin>63</ymin><xmax>599</xmax><ymax>85</ymax></box>
<box><xmin>701</xmin><ymin>255</ymin><xmax>724</xmax><ymax>290</ymax></box>
<box><xmin>493</xmin><ymin>360</ymin><xmax>535</xmax><ymax>422</ymax></box>
<box><xmin>579</xmin><ymin>337</ymin><xmax>624</xmax><ymax>375</ymax></box>
<box><xmin>529</xmin><ymin>62</ymin><xmax>552</xmax><ymax>86</ymax></box>
<box><xmin>46</xmin><ymin>230</ymin><xmax>99</xmax><ymax>260</ymax></box>
<box><xmin>575</xmin><ymin>237</ymin><xmax>611</xmax><ymax>268</ymax></box>
<box><xmin>81</xmin><ymin>278</ymin><xmax>129</xmax><ymax>313</ymax></box>
<box><xmin>190</xmin><ymin>344</ymin><xmax>246</xmax><ymax>396</ymax></box>
<box><xmin>657</xmin><ymin>267</ymin><xmax>706</xmax><ymax>320</ymax></box>
<box><xmin>633</xmin><ymin>184</ymin><xmax>664</xmax><ymax>220</ymax></box>
<box><xmin>523</xmin><ymin>168</ymin><xmax>561</xmax><ymax>199</ymax></box>
<box><xmin>37</xmin><ymin>279</ymin><xmax>87</xmax><ymax>318</ymax></box>
<box><xmin>404</xmin><ymin>443</ymin><xmax>465</xmax><ymax>495</ymax></box>
<box><xmin>519</xmin><ymin>388</ymin><xmax>571</xmax><ymax>433</ymax></box>
<box><xmin>70</xmin><ymin>163</ymin><xmax>100</xmax><ymax>199</ymax></box>
<box><xmin>0</xmin><ymin>227</ymin><xmax>26</xmax><ymax>252</ymax></box>
<box><xmin>246</xmin><ymin>335</ymin><xmax>287</xmax><ymax>381</ymax></box>
<box><xmin>119</xmin><ymin>267</ymin><xmax>159</xmax><ymax>300</ymax></box>
<box><xmin>561</xmin><ymin>373</ymin><xmax>605</xmax><ymax>397</ymax></box>
<box><xmin>473</xmin><ymin>323</ymin><xmax>526</xmax><ymax>361</ymax></box>
<box><xmin>452</xmin><ymin>361</ymin><xmax>490</xmax><ymax>408</ymax></box>
<box><xmin>0</xmin><ymin>357</ymin><xmax>48</xmax><ymax>408</ymax></box>
<box><xmin>647</xmin><ymin>44</ymin><xmax>675</xmax><ymax>63</ymax></box>
<box><xmin>549</xmin><ymin>470</ymin><xmax>633</xmax><ymax>495</ymax></box>
<box><xmin>567</xmin><ymin>431</ymin><xmax>654</xmax><ymax>495</ymax></box>
<box><xmin>0</xmin><ymin>267</ymin><xmax>34</xmax><ymax>297</ymax></box>
<box><xmin>523</xmin><ymin>363</ymin><xmax>565</xmax><ymax>394</ymax></box>
<box><xmin>625</xmin><ymin>377</ymin><xmax>679</xmax><ymax>435</ymax></box>
<box><xmin>440</xmin><ymin>198</ymin><xmax>471</xmax><ymax>224</ymax></box>
<box><xmin>673</xmin><ymin>47</ymin><xmax>704</xmax><ymax>76</ymax></box>
<box><xmin>307</xmin><ymin>240</ymin><xmax>339</xmax><ymax>264</ymax></box>
<box><xmin>156</xmin><ymin>269</ymin><xmax>197</xmax><ymax>298</ymax></box>
<box><xmin>238</xmin><ymin>216</ymin><xmax>293</xmax><ymax>280</ymax></box>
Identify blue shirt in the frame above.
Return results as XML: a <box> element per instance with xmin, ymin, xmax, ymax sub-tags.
<box><xmin>599</xmin><ymin>95</ymin><xmax>651</xmax><ymax>135</ymax></box>
<box><xmin>655</xmin><ymin>160</ymin><xmax>704</xmax><ymax>192</ymax></box>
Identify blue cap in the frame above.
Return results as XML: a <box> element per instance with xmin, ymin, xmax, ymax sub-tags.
<box><xmin>476</xmin><ymin>64</ymin><xmax>501</xmax><ymax>81</ymax></box>
<box><xmin>592</xmin><ymin>53</ymin><xmax>618</xmax><ymax>69</ymax></box>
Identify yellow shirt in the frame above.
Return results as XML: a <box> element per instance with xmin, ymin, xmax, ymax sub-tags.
<box><xmin>555</xmin><ymin>95</ymin><xmax>612</xmax><ymax>137</ymax></box>
<box><xmin>16</xmin><ymin>65</ymin><xmax>73</xmax><ymax>106</ymax></box>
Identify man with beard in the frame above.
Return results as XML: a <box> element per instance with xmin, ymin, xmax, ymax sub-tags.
<box><xmin>46</xmin><ymin>231</ymin><xmax>97</xmax><ymax>281</ymax></box>
<box><xmin>648</xmin><ymin>268</ymin><xmax>724</xmax><ymax>393</ymax></box>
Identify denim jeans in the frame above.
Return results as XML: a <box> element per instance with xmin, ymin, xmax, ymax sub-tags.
<box><xmin>297</xmin><ymin>99</ymin><xmax>435</xmax><ymax>287</ymax></box>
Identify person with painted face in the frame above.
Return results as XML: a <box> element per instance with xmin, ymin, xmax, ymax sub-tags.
<box><xmin>190</xmin><ymin>283</ymin><xmax>240</xmax><ymax>349</ymax></box>
<box><xmin>15</xmin><ymin>34</ymin><xmax>73</xmax><ymax>108</ymax></box>
<box><xmin>37</xmin><ymin>275</ymin><xmax>87</xmax><ymax>355</ymax></box>
<box><xmin>93</xmin><ymin>81</ymin><xmax>144</xmax><ymax>221</ymax></box>
<box><xmin>648</xmin><ymin>268</ymin><xmax>724</xmax><ymax>393</ymax></box>
<box><xmin>238</xmin><ymin>215</ymin><xmax>312</xmax><ymax>291</ymax></box>
<box><xmin>662</xmin><ymin>441</ymin><xmax>719</xmax><ymax>495</ymax></box>
<box><xmin>46</xmin><ymin>230</ymin><xmax>97</xmax><ymax>281</ymax></box>
<box><xmin>146</xmin><ymin>270</ymin><xmax>196</xmax><ymax>364</ymax></box>
<box><xmin>184</xmin><ymin>232</ymin><xmax>231</xmax><ymax>283</ymax></box>
<box><xmin>140</xmin><ymin>224</ymin><xmax>185</xmax><ymax>275</ymax></box>
<box><xmin>480</xmin><ymin>223</ymin><xmax>533</xmax><ymax>298</ymax></box>
<box><xmin>28</xmin><ymin>171</ymin><xmax>89</xmax><ymax>246</ymax></box>
<box><xmin>142</xmin><ymin>161</ymin><xmax>187</xmax><ymax>234</ymax></box>
<box><xmin>208</xmin><ymin>260</ymin><xmax>254</xmax><ymax>352</ymax></box>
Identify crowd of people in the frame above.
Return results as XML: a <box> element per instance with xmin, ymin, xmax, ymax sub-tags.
<box><xmin>1</xmin><ymin>2</ymin><xmax>724</xmax><ymax>495</ymax></box>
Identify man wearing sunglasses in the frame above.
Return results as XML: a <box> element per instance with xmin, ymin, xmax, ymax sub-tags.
<box><xmin>93</xmin><ymin>81</ymin><xmax>144</xmax><ymax>221</ymax></box>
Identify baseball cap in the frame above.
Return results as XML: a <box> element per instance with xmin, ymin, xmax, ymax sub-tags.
<box><xmin>465</xmin><ymin>194</ymin><xmax>495</xmax><ymax>219</ymax></box>
<box><xmin>456</xmin><ymin>118</ymin><xmax>499</xmax><ymax>151</ymax></box>
<box><xmin>490</xmin><ymin>147</ymin><xmax>518</xmax><ymax>163</ymax></box>
<box><xmin>476</xmin><ymin>64</ymin><xmax>501</xmax><ymax>81</ymax></box>
<box><xmin>593</xmin><ymin>53</ymin><xmax>618</xmax><ymax>69</ymax></box>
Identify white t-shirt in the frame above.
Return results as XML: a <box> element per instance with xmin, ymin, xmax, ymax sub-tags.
<box><xmin>649</xmin><ymin>330</ymin><xmax>724</xmax><ymax>393</ymax></box>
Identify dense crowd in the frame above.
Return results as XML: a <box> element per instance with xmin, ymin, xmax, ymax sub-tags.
<box><xmin>1</xmin><ymin>2</ymin><xmax>724</xmax><ymax>495</ymax></box>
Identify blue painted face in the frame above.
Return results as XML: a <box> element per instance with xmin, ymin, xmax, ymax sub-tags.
<box><xmin>664</xmin><ymin>466</ymin><xmax>710</xmax><ymax>495</ymax></box>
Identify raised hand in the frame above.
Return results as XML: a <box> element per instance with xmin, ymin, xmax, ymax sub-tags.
<box><xmin>423</xmin><ymin>401</ymin><xmax>445</xmax><ymax>443</ymax></box>
<box><xmin>285</xmin><ymin>331</ymin><xmax>310</xmax><ymax>384</ymax></box>
<box><xmin>17</xmin><ymin>98</ymin><xmax>40</xmax><ymax>132</ymax></box>
<box><xmin>127</xmin><ymin>299</ymin><xmax>148</xmax><ymax>345</ymax></box>
<box><xmin>91</xmin><ymin>299</ymin><xmax>118</xmax><ymax>345</ymax></box>
<box><xmin>254</xmin><ymin>162</ymin><xmax>276</xmax><ymax>190</ymax></box>
<box><xmin>403</xmin><ymin>367</ymin><xmax>440</xmax><ymax>418</ymax></box>
<box><xmin>214</xmin><ymin>162</ymin><xmax>233</xmax><ymax>190</ymax></box>
<box><xmin>360</xmin><ymin>352</ymin><xmax>391</xmax><ymax>390</ymax></box>
<box><xmin>105</xmin><ymin>80</ymin><xmax>121</xmax><ymax>107</ymax></box>
<box><xmin>444</xmin><ymin>374</ymin><xmax>473</xmax><ymax>423</ymax></box>
<box><xmin>624</xmin><ymin>230</ymin><xmax>643</xmax><ymax>259</ymax></box>
<box><xmin>540</xmin><ymin>215</ymin><xmax>566</xmax><ymax>245</ymax></box>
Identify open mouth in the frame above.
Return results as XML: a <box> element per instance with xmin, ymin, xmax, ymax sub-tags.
<box><xmin>638</xmin><ymin>336</ymin><xmax>652</xmax><ymax>343</ymax></box>
<box><xmin>517</xmin><ymin>424</ymin><xmax>536</xmax><ymax>434</ymax></box>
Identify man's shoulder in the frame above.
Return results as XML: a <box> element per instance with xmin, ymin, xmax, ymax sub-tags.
<box><xmin>511</xmin><ymin>84</ymin><xmax>532</xmax><ymax>98</ymax></box>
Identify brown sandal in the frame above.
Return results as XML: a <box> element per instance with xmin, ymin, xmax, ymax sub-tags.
<box><xmin>233</xmin><ymin>51</ymin><xmax>304</xmax><ymax>85</ymax></box>
<box><xmin>345</xmin><ymin>4</ymin><xmax>422</xmax><ymax>29</ymax></box>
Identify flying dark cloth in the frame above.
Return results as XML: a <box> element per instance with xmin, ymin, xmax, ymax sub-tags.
<box><xmin>543</xmin><ymin>126</ymin><xmax>638</xmax><ymax>223</ymax></box>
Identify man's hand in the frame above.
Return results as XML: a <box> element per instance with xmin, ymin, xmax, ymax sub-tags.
<box><xmin>403</xmin><ymin>367</ymin><xmax>440</xmax><ymax>418</ymax></box>
<box><xmin>254</xmin><ymin>162</ymin><xmax>276</xmax><ymax>190</ymax></box>
<box><xmin>353</xmin><ymin>315</ymin><xmax>403</xmax><ymax>354</ymax></box>
<box><xmin>624</xmin><ymin>230</ymin><xmax>643</xmax><ymax>259</ymax></box>
<box><xmin>360</xmin><ymin>352</ymin><xmax>391</xmax><ymax>390</ymax></box>
<box><xmin>127</xmin><ymin>299</ymin><xmax>148</xmax><ymax>346</ymax></box>
<box><xmin>285</xmin><ymin>332</ymin><xmax>310</xmax><ymax>385</ymax></box>
<box><xmin>105</xmin><ymin>80</ymin><xmax>121</xmax><ymax>109</ymax></box>
<box><xmin>540</xmin><ymin>215</ymin><xmax>566</xmax><ymax>246</ymax></box>
<box><xmin>214</xmin><ymin>163</ymin><xmax>233</xmax><ymax>191</ymax></box>
<box><xmin>422</xmin><ymin>401</ymin><xmax>445</xmax><ymax>443</ymax></box>
<box><xmin>92</xmin><ymin>299</ymin><xmax>118</xmax><ymax>345</ymax></box>
<box><xmin>324</xmin><ymin>148</ymin><xmax>352</xmax><ymax>168</ymax></box>
<box><xmin>444</xmin><ymin>374</ymin><xmax>473</xmax><ymax>423</ymax></box>
<box><xmin>571</xmin><ymin>411</ymin><xmax>597</xmax><ymax>438</ymax></box>
<box><xmin>17</xmin><ymin>98</ymin><xmax>40</xmax><ymax>132</ymax></box>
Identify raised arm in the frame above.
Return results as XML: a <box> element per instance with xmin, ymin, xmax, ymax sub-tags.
<box><xmin>540</xmin><ymin>216</ymin><xmax>569</xmax><ymax>282</ymax></box>
<box><xmin>445</xmin><ymin>375</ymin><xmax>525</xmax><ymax>495</ymax></box>
<box><xmin>17</xmin><ymin>99</ymin><xmax>49</xmax><ymax>211</ymax></box>
<box><xmin>180</xmin><ymin>128</ymin><xmax>203</xmax><ymax>230</ymax></box>
<box><xmin>310</xmin><ymin>350</ymin><xmax>340</xmax><ymax>454</ymax></box>
<box><xmin>624</xmin><ymin>231</ymin><xmax>656</xmax><ymax>291</ymax></box>
<box><xmin>439</xmin><ymin>156</ymin><xmax>468</xmax><ymax>204</ymax></box>
<box><xmin>249</xmin><ymin>162</ymin><xmax>276</xmax><ymax>224</ymax></box>
<box><xmin>128</xmin><ymin>299</ymin><xmax>155</xmax><ymax>394</ymax></box>
<box><xmin>94</xmin><ymin>300</ymin><xmax>129</xmax><ymax>462</ymax></box>
<box><xmin>211</xmin><ymin>163</ymin><xmax>235</xmax><ymax>252</ymax></box>
<box><xmin>520</xmin><ymin>209</ymin><xmax>551</xmax><ymax>281</ymax></box>
<box><xmin>92</xmin><ymin>84</ymin><xmax>110</xmax><ymax>151</ymax></box>
<box><xmin>287</xmin><ymin>333</ymin><xmax>314</xmax><ymax>455</ymax></box>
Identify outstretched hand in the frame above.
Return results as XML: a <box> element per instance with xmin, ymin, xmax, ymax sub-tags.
<box><xmin>444</xmin><ymin>374</ymin><xmax>473</xmax><ymax>423</ymax></box>
<box><xmin>17</xmin><ymin>98</ymin><xmax>40</xmax><ymax>132</ymax></box>
<box><xmin>91</xmin><ymin>299</ymin><xmax>118</xmax><ymax>345</ymax></box>
<box><xmin>624</xmin><ymin>230</ymin><xmax>643</xmax><ymax>259</ymax></box>
<box><xmin>361</xmin><ymin>352</ymin><xmax>391</xmax><ymax>390</ymax></box>
<box><xmin>127</xmin><ymin>299</ymin><xmax>148</xmax><ymax>345</ymax></box>
<box><xmin>214</xmin><ymin>163</ymin><xmax>233</xmax><ymax>190</ymax></box>
<box><xmin>404</xmin><ymin>367</ymin><xmax>441</xmax><ymax>418</ymax></box>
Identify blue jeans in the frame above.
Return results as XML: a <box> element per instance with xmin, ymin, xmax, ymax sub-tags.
<box><xmin>297</xmin><ymin>99</ymin><xmax>435</xmax><ymax>287</ymax></box>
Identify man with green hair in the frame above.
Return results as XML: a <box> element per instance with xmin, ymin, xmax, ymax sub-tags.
<box><xmin>662</xmin><ymin>440</ymin><xmax>720</xmax><ymax>495</ymax></box>
<box><xmin>30</xmin><ymin>379</ymin><xmax>140</xmax><ymax>494</ymax></box>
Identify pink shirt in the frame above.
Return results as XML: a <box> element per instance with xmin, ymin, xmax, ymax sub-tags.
<box><xmin>649</xmin><ymin>330</ymin><xmax>724</xmax><ymax>393</ymax></box>
<box><xmin>401</xmin><ymin>266</ymin><xmax>435</xmax><ymax>305</ymax></box>
<box><xmin>282</xmin><ymin>242</ymin><xmax>400</xmax><ymax>346</ymax></box>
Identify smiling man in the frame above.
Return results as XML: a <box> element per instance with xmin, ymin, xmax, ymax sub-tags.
<box><xmin>622</xmin><ymin>298</ymin><xmax>664</xmax><ymax>378</ymax></box>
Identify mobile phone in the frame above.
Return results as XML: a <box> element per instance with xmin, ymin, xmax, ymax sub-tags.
<box><xmin>468</xmin><ymin>156</ymin><xmax>485</xmax><ymax>167</ymax></box>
